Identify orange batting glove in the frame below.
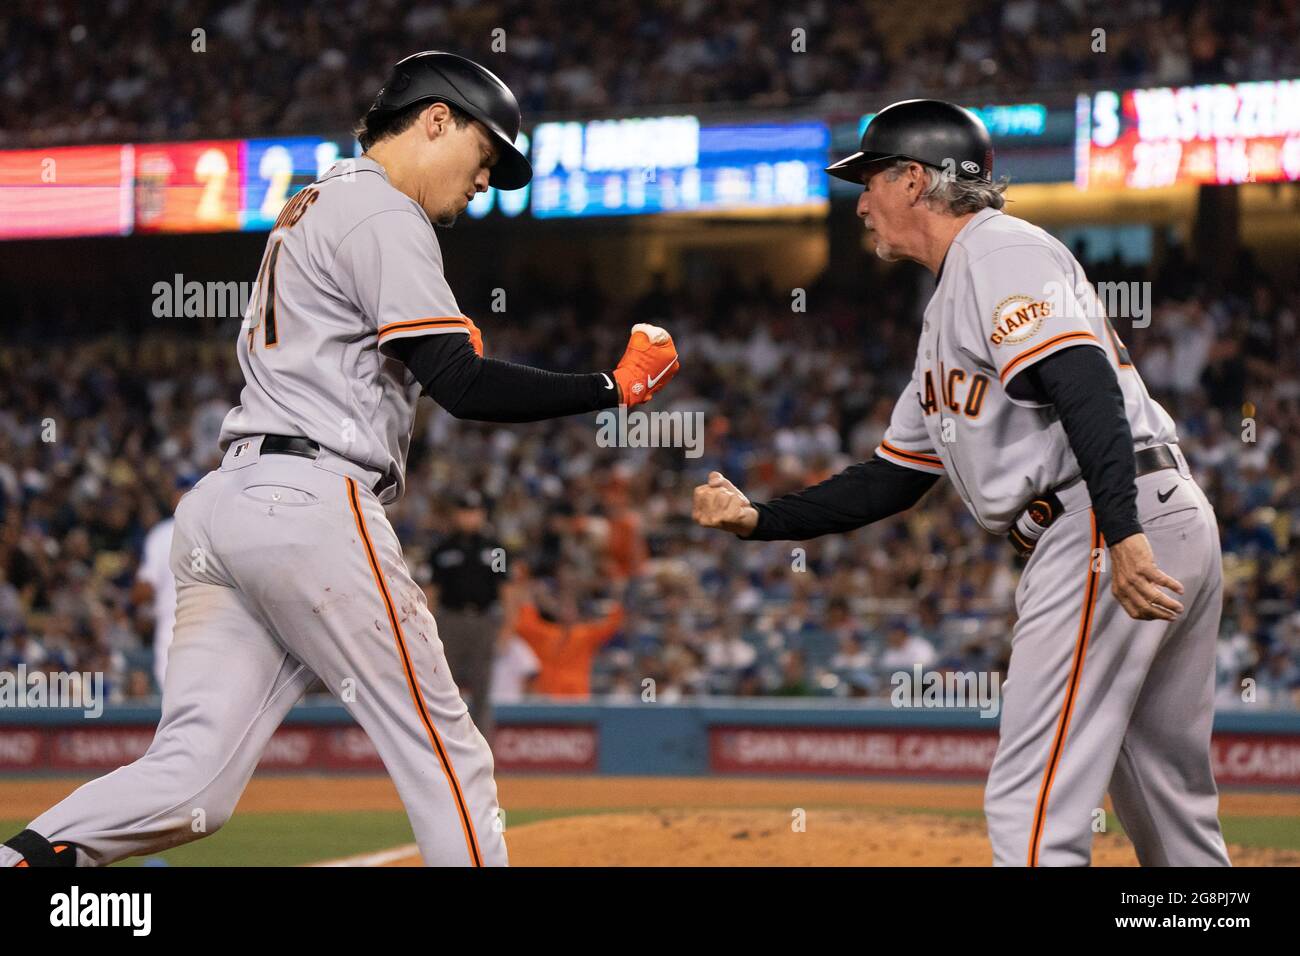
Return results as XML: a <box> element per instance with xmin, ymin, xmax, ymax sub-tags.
<box><xmin>613</xmin><ymin>323</ymin><xmax>679</xmax><ymax>406</ymax></box>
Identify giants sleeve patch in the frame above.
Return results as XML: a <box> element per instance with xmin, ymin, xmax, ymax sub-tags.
<box><xmin>990</xmin><ymin>295</ymin><xmax>1052</xmax><ymax>346</ymax></box>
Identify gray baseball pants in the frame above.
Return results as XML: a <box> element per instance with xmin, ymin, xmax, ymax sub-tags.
<box><xmin>1</xmin><ymin>440</ymin><xmax>506</xmax><ymax>867</ymax></box>
<box><xmin>984</xmin><ymin>449</ymin><xmax>1230</xmax><ymax>866</ymax></box>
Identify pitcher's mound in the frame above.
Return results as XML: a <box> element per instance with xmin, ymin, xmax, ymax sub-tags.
<box><xmin>503</xmin><ymin>808</ymin><xmax>1299</xmax><ymax>867</ymax></box>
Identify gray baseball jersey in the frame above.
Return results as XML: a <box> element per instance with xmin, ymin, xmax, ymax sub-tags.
<box><xmin>220</xmin><ymin>157</ymin><xmax>474</xmax><ymax>503</ymax></box>
<box><xmin>2</xmin><ymin>161</ymin><xmax>508</xmax><ymax>868</ymax></box>
<box><xmin>875</xmin><ymin>207</ymin><xmax>1178</xmax><ymax>533</ymax></box>
<box><xmin>869</xmin><ymin>207</ymin><xmax>1227</xmax><ymax>866</ymax></box>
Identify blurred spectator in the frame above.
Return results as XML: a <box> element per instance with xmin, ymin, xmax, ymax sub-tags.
<box><xmin>702</xmin><ymin>622</ymin><xmax>758</xmax><ymax>674</ymax></box>
<box><xmin>5</xmin><ymin>1</ymin><xmax>1296</xmax><ymax>149</ymax></box>
<box><xmin>512</xmin><ymin>584</ymin><xmax>624</xmax><ymax>698</ymax></box>
<box><xmin>772</xmin><ymin>650</ymin><xmax>813</xmax><ymax>696</ymax></box>
<box><xmin>831</xmin><ymin>633</ymin><xmax>874</xmax><ymax>673</ymax></box>
<box><xmin>878</xmin><ymin>620</ymin><xmax>938</xmax><ymax>675</ymax></box>
<box><xmin>132</xmin><ymin>478</ymin><xmax>192</xmax><ymax>692</ymax></box>
<box><xmin>0</xmin><ymin>247</ymin><xmax>1296</xmax><ymax>711</ymax></box>
<box><xmin>490</xmin><ymin>632</ymin><xmax>541</xmax><ymax>705</ymax></box>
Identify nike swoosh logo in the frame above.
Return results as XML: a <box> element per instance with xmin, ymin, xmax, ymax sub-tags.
<box><xmin>646</xmin><ymin>357</ymin><xmax>678</xmax><ymax>390</ymax></box>
<box><xmin>600</xmin><ymin>372</ymin><xmax>615</xmax><ymax>390</ymax></box>
<box><xmin>1157</xmin><ymin>486</ymin><xmax>1176</xmax><ymax>503</ymax></box>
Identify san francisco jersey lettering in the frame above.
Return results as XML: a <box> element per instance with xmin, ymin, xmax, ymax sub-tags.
<box><xmin>875</xmin><ymin>208</ymin><xmax>1177</xmax><ymax>533</ymax></box>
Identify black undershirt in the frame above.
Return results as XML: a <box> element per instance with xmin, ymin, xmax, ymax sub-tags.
<box><xmin>751</xmin><ymin>345</ymin><xmax>1142</xmax><ymax>544</ymax></box>
<box><xmin>1008</xmin><ymin>344</ymin><xmax>1141</xmax><ymax>544</ymax></box>
<box><xmin>750</xmin><ymin>456</ymin><xmax>939</xmax><ymax>540</ymax></box>
<box><xmin>387</xmin><ymin>333</ymin><xmax>620</xmax><ymax>423</ymax></box>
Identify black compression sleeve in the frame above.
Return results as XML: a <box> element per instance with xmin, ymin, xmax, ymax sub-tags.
<box><xmin>388</xmin><ymin>334</ymin><xmax>620</xmax><ymax>423</ymax></box>
<box><xmin>749</xmin><ymin>456</ymin><xmax>940</xmax><ymax>541</ymax></box>
<box><xmin>1012</xmin><ymin>345</ymin><xmax>1142</xmax><ymax>545</ymax></box>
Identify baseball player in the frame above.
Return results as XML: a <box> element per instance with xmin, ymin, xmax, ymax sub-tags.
<box><xmin>2</xmin><ymin>51</ymin><xmax>679</xmax><ymax>868</ymax></box>
<box><xmin>693</xmin><ymin>100</ymin><xmax>1229</xmax><ymax>867</ymax></box>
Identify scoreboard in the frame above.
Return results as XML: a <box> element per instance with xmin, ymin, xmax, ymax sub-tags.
<box><xmin>241</xmin><ymin>137</ymin><xmax>342</xmax><ymax>229</ymax></box>
<box><xmin>1077</xmin><ymin>78</ymin><xmax>1300</xmax><ymax>189</ymax></box>
<box><xmin>5</xmin><ymin>80</ymin><xmax>1298</xmax><ymax>239</ymax></box>
<box><xmin>0</xmin><ymin>135</ymin><xmax>346</xmax><ymax>240</ymax></box>
<box><xmin>134</xmin><ymin>136</ymin><xmax>342</xmax><ymax>233</ymax></box>
<box><xmin>528</xmin><ymin>116</ymin><xmax>830</xmax><ymax>218</ymax></box>
<box><xmin>133</xmin><ymin>140</ymin><xmax>243</xmax><ymax>233</ymax></box>
<box><xmin>0</xmin><ymin>145</ymin><xmax>133</xmax><ymax>240</ymax></box>
<box><xmin>0</xmin><ymin>119</ymin><xmax>828</xmax><ymax>238</ymax></box>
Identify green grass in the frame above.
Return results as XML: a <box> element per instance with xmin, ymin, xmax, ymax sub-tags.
<box><xmin>1202</xmin><ymin>816</ymin><xmax>1300</xmax><ymax>851</ymax></box>
<box><xmin>2</xmin><ymin>805</ymin><xmax>1296</xmax><ymax>865</ymax></box>
<box><xmin>0</xmin><ymin>812</ymin><xmax>415</xmax><ymax>867</ymax></box>
<box><xmin>0</xmin><ymin>808</ymin><xmax>579</xmax><ymax>867</ymax></box>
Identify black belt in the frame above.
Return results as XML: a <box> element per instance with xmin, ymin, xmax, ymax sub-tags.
<box><xmin>257</xmin><ymin>434</ymin><xmax>394</xmax><ymax>496</ymax></box>
<box><xmin>260</xmin><ymin>434</ymin><xmax>321</xmax><ymax>460</ymax></box>
<box><xmin>1133</xmin><ymin>443</ymin><xmax>1178</xmax><ymax>477</ymax></box>
<box><xmin>1007</xmin><ymin>444</ymin><xmax>1180</xmax><ymax>557</ymax></box>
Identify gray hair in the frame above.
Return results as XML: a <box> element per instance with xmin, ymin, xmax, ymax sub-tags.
<box><xmin>883</xmin><ymin>160</ymin><xmax>1009</xmax><ymax>215</ymax></box>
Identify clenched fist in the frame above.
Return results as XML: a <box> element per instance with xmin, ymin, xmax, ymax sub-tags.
<box><xmin>692</xmin><ymin>471</ymin><xmax>759</xmax><ymax>537</ymax></box>
<box><xmin>613</xmin><ymin>324</ymin><xmax>679</xmax><ymax>406</ymax></box>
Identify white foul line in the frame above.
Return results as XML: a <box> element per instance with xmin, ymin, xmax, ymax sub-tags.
<box><xmin>310</xmin><ymin>843</ymin><xmax>420</xmax><ymax>867</ymax></box>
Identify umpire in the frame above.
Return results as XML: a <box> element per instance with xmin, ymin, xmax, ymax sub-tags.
<box><xmin>430</xmin><ymin>491</ymin><xmax>504</xmax><ymax>740</ymax></box>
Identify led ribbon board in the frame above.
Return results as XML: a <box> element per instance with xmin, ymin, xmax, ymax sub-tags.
<box><xmin>1076</xmin><ymin>79</ymin><xmax>1300</xmax><ymax>189</ymax></box>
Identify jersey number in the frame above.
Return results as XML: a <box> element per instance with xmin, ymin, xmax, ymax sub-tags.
<box><xmin>262</xmin><ymin>239</ymin><xmax>283</xmax><ymax>347</ymax></box>
<box><xmin>1104</xmin><ymin>316</ymin><xmax>1133</xmax><ymax>368</ymax></box>
<box><xmin>247</xmin><ymin>187</ymin><xmax>319</xmax><ymax>350</ymax></box>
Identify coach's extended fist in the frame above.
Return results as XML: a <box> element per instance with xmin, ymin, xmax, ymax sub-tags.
<box><xmin>613</xmin><ymin>323</ymin><xmax>679</xmax><ymax>406</ymax></box>
<box><xmin>692</xmin><ymin>471</ymin><xmax>759</xmax><ymax>537</ymax></box>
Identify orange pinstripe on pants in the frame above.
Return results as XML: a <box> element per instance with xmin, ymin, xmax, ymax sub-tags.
<box><xmin>1028</xmin><ymin>512</ymin><xmax>1103</xmax><ymax>867</ymax></box>
<box><xmin>345</xmin><ymin>477</ymin><xmax>483</xmax><ymax>866</ymax></box>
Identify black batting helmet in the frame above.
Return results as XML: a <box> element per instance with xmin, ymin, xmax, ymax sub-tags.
<box><xmin>826</xmin><ymin>99</ymin><xmax>993</xmax><ymax>185</ymax></box>
<box><xmin>365</xmin><ymin>51</ymin><xmax>532</xmax><ymax>190</ymax></box>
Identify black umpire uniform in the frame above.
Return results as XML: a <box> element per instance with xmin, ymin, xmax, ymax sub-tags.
<box><xmin>430</xmin><ymin>491</ymin><xmax>504</xmax><ymax>740</ymax></box>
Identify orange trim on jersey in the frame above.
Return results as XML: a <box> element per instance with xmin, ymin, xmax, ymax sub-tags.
<box><xmin>377</xmin><ymin>317</ymin><xmax>471</xmax><ymax>341</ymax></box>
<box><xmin>345</xmin><ymin>478</ymin><xmax>484</xmax><ymax>866</ymax></box>
<box><xmin>1028</xmin><ymin>513</ymin><xmax>1103</xmax><ymax>867</ymax></box>
<box><xmin>878</xmin><ymin>440</ymin><xmax>944</xmax><ymax>471</ymax></box>
<box><xmin>1000</xmin><ymin>331</ymin><xmax>1100</xmax><ymax>384</ymax></box>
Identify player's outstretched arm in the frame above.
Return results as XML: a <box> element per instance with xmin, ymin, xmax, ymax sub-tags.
<box><xmin>693</xmin><ymin>460</ymin><xmax>939</xmax><ymax>541</ymax></box>
<box><xmin>387</xmin><ymin>323</ymin><xmax>679</xmax><ymax>422</ymax></box>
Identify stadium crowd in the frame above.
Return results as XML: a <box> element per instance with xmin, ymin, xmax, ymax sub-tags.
<box><xmin>4</xmin><ymin>0</ymin><xmax>1299</xmax><ymax>148</ymax></box>
<box><xmin>1</xmin><ymin>249</ymin><xmax>1297</xmax><ymax>709</ymax></box>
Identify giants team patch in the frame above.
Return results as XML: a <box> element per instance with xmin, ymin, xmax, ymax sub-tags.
<box><xmin>990</xmin><ymin>295</ymin><xmax>1052</xmax><ymax>346</ymax></box>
